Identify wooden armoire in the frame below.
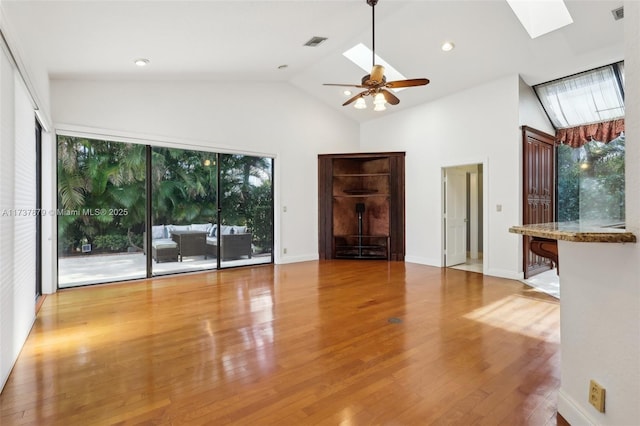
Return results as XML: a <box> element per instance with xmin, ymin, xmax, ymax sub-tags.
<box><xmin>318</xmin><ymin>152</ymin><xmax>405</xmax><ymax>261</ymax></box>
<box><xmin>522</xmin><ymin>126</ymin><xmax>556</xmax><ymax>278</ymax></box>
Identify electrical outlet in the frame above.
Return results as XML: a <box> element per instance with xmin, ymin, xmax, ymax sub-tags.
<box><xmin>283</xmin><ymin>248</ymin><xmax>287</xmax><ymax>254</ymax></box>
<box><xmin>589</xmin><ymin>379</ymin><xmax>606</xmax><ymax>412</ymax></box>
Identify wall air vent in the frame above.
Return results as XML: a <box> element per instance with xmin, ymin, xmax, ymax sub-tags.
<box><xmin>612</xmin><ymin>6</ymin><xmax>623</xmax><ymax>21</ymax></box>
<box><xmin>304</xmin><ymin>36</ymin><xmax>327</xmax><ymax>47</ymax></box>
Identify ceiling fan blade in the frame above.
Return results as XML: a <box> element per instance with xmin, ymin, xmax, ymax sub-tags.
<box><xmin>386</xmin><ymin>78</ymin><xmax>430</xmax><ymax>89</ymax></box>
<box><xmin>381</xmin><ymin>89</ymin><xmax>400</xmax><ymax>105</ymax></box>
<box><xmin>323</xmin><ymin>83</ymin><xmax>367</xmax><ymax>88</ymax></box>
<box><xmin>343</xmin><ymin>90</ymin><xmax>368</xmax><ymax>106</ymax></box>
<box><xmin>370</xmin><ymin>65</ymin><xmax>385</xmax><ymax>84</ymax></box>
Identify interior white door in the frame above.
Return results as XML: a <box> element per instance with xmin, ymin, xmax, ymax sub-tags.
<box><xmin>445</xmin><ymin>168</ymin><xmax>467</xmax><ymax>266</ymax></box>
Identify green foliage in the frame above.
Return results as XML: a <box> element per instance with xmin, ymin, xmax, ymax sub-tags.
<box><xmin>58</xmin><ymin>137</ymin><xmax>274</xmax><ymax>256</ymax></box>
<box><xmin>57</xmin><ymin>136</ymin><xmax>147</xmax><ymax>253</ymax></box>
<box><xmin>557</xmin><ymin>136</ymin><xmax>625</xmax><ymax>222</ymax></box>
<box><xmin>245</xmin><ymin>182</ymin><xmax>274</xmax><ymax>252</ymax></box>
<box><xmin>93</xmin><ymin>234</ymin><xmax>131</xmax><ymax>252</ymax></box>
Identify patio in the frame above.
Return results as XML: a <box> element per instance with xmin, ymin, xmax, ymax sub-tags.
<box><xmin>58</xmin><ymin>252</ymin><xmax>271</xmax><ymax>288</ymax></box>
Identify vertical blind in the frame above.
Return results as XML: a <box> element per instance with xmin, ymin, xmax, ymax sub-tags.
<box><xmin>0</xmin><ymin>40</ymin><xmax>37</xmax><ymax>392</ymax></box>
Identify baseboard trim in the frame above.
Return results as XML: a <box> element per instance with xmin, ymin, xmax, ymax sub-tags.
<box><xmin>484</xmin><ymin>268</ymin><xmax>523</xmax><ymax>280</ymax></box>
<box><xmin>276</xmin><ymin>254</ymin><xmax>318</xmax><ymax>264</ymax></box>
<box><xmin>404</xmin><ymin>256</ymin><xmax>441</xmax><ymax>267</ymax></box>
<box><xmin>558</xmin><ymin>388</ymin><xmax>596</xmax><ymax>426</ymax></box>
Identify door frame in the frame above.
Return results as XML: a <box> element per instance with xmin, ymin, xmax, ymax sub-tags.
<box><xmin>443</xmin><ymin>167</ymin><xmax>468</xmax><ymax>266</ymax></box>
<box><xmin>441</xmin><ymin>160</ymin><xmax>487</xmax><ymax>272</ymax></box>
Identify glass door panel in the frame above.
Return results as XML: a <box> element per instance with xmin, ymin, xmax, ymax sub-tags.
<box><xmin>218</xmin><ymin>154</ymin><xmax>274</xmax><ymax>268</ymax></box>
<box><xmin>151</xmin><ymin>147</ymin><xmax>218</xmax><ymax>275</ymax></box>
<box><xmin>57</xmin><ymin>136</ymin><xmax>146</xmax><ymax>287</ymax></box>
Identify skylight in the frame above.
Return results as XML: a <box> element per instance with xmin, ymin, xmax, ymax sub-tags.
<box><xmin>506</xmin><ymin>0</ymin><xmax>573</xmax><ymax>39</ymax></box>
<box><xmin>343</xmin><ymin>43</ymin><xmax>407</xmax><ymax>92</ymax></box>
<box><xmin>534</xmin><ymin>62</ymin><xmax>625</xmax><ymax>129</ymax></box>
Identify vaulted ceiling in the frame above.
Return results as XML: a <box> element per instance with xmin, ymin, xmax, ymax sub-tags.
<box><xmin>1</xmin><ymin>0</ymin><xmax>625</xmax><ymax>122</ymax></box>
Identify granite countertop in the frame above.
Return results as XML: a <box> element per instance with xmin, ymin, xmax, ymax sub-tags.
<box><xmin>509</xmin><ymin>222</ymin><xmax>636</xmax><ymax>243</ymax></box>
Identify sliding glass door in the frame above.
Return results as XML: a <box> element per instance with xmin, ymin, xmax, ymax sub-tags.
<box><xmin>218</xmin><ymin>154</ymin><xmax>274</xmax><ymax>268</ymax></box>
<box><xmin>57</xmin><ymin>136</ymin><xmax>147</xmax><ymax>287</ymax></box>
<box><xmin>151</xmin><ymin>147</ymin><xmax>218</xmax><ymax>275</ymax></box>
<box><xmin>56</xmin><ymin>135</ymin><xmax>274</xmax><ymax>287</ymax></box>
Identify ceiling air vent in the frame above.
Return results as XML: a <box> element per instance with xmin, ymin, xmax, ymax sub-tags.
<box><xmin>304</xmin><ymin>36</ymin><xmax>327</xmax><ymax>47</ymax></box>
<box><xmin>612</xmin><ymin>6</ymin><xmax>623</xmax><ymax>21</ymax></box>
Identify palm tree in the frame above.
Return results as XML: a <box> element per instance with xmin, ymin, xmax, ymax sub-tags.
<box><xmin>57</xmin><ymin>136</ymin><xmax>146</xmax><ymax>253</ymax></box>
<box><xmin>57</xmin><ymin>137</ymin><xmax>273</xmax><ymax>255</ymax></box>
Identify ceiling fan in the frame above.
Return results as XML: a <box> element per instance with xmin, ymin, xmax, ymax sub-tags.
<box><xmin>324</xmin><ymin>0</ymin><xmax>429</xmax><ymax>111</ymax></box>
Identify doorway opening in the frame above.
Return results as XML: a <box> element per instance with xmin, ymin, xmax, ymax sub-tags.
<box><xmin>442</xmin><ymin>164</ymin><xmax>484</xmax><ymax>274</ymax></box>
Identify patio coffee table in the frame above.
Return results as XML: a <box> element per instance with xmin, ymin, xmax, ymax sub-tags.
<box><xmin>171</xmin><ymin>230</ymin><xmax>208</xmax><ymax>262</ymax></box>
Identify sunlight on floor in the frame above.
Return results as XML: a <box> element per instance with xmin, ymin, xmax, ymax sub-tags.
<box><xmin>464</xmin><ymin>294</ymin><xmax>560</xmax><ymax>341</ymax></box>
<box><xmin>522</xmin><ymin>269</ymin><xmax>559</xmax><ymax>299</ymax></box>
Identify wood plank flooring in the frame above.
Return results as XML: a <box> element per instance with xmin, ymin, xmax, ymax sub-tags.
<box><xmin>0</xmin><ymin>260</ymin><xmax>563</xmax><ymax>425</ymax></box>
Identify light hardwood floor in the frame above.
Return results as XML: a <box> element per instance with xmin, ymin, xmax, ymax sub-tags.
<box><xmin>0</xmin><ymin>261</ymin><xmax>563</xmax><ymax>425</ymax></box>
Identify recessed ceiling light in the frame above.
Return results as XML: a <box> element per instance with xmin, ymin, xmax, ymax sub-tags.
<box><xmin>441</xmin><ymin>41</ymin><xmax>455</xmax><ymax>52</ymax></box>
<box><xmin>344</xmin><ymin>90</ymin><xmax>352</xmax><ymax>96</ymax></box>
<box><xmin>134</xmin><ymin>58</ymin><xmax>150</xmax><ymax>67</ymax></box>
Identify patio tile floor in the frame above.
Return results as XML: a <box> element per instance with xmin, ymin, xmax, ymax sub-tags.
<box><xmin>58</xmin><ymin>252</ymin><xmax>271</xmax><ymax>288</ymax></box>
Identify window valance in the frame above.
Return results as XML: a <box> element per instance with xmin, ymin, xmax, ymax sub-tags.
<box><xmin>555</xmin><ymin>119</ymin><xmax>624</xmax><ymax>148</ymax></box>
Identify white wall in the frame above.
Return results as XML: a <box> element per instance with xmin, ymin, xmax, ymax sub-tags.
<box><xmin>518</xmin><ymin>77</ymin><xmax>554</xmax><ymax>134</ymax></box>
<box><xmin>556</xmin><ymin>2</ymin><xmax>640</xmax><ymax>424</ymax></box>
<box><xmin>51</xmin><ymin>79</ymin><xmax>360</xmax><ymax>264</ymax></box>
<box><xmin>360</xmin><ymin>75</ymin><xmax>522</xmax><ymax>278</ymax></box>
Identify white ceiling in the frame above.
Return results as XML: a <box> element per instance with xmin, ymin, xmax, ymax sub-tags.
<box><xmin>1</xmin><ymin>0</ymin><xmax>625</xmax><ymax>123</ymax></box>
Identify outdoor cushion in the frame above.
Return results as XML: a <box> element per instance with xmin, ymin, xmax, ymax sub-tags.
<box><xmin>152</xmin><ymin>238</ymin><xmax>178</xmax><ymax>249</ymax></box>
<box><xmin>166</xmin><ymin>224</ymin><xmax>191</xmax><ymax>237</ymax></box>
<box><xmin>191</xmin><ymin>223</ymin><xmax>212</xmax><ymax>232</ymax></box>
<box><xmin>151</xmin><ymin>225</ymin><xmax>165</xmax><ymax>239</ymax></box>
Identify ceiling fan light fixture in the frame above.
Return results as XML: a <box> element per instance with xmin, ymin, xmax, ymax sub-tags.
<box><xmin>373</xmin><ymin>93</ymin><xmax>387</xmax><ymax>111</ymax></box>
<box><xmin>354</xmin><ymin>97</ymin><xmax>367</xmax><ymax>109</ymax></box>
<box><xmin>323</xmin><ymin>0</ymin><xmax>429</xmax><ymax>110</ymax></box>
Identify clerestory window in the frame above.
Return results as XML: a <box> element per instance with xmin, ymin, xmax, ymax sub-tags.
<box><xmin>534</xmin><ymin>62</ymin><xmax>625</xmax><ymax>224</ymax></box>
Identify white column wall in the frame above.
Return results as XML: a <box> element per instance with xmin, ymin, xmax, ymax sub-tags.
<box><xmin>556</xmin><ymin>2</ymin><xmax>640</xmax><ymax>424</ymax></box>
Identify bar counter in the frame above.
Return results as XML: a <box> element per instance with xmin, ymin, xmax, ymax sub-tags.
<box><xmin>509</xmin><ymin>221</ymin><xmax>636</xmax><ymax>243</ymax></box>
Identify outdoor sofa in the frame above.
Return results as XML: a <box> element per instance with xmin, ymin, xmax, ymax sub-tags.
<box><xmin>145</xmin><ymin>223</ymin><xmax>252</xmax><ymax>262</ymax></box>
<box><xmin>206</xmin><ymin>225</ymin><xmax>253</xmax><ymax>261</ymax></box>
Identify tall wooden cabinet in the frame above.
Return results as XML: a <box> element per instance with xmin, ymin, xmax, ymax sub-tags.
<box><xmin>318</xmin><ymin>152</ymin><xmax>405</xmax><ymax>261</ymax></box>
